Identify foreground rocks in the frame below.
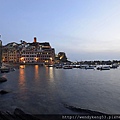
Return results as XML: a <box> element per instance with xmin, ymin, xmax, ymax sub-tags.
<box><xmin>0</xmin><ymin>77</ymin><xmax>7</xmax><ymax>83</ymax></box>
<box><xmin>0</xmin><ymin>77</ymin><xmax>8</xmax><ymax>95</ymax></box>
<box><xmin>0</xmin><ymin>108</ymin><xmax>61</xmax><ymax>120</ymax></box>
<box><xmin>0</xmin><ymin>90</ymin><xmax>9</xmax><ymax>94</ymax></box>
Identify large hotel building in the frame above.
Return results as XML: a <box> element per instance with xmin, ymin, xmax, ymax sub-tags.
<box><xmin>2</xmin><ymin>37</ymin><xmax>55</xmax><ymax>65</ymax></box>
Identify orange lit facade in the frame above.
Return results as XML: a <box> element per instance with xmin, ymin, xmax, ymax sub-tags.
<box><xmin>19</xmin><ymin>48</ymin><xmax>55</xmax><ymax>64</ymax></box>
<box><xmin>2</xmin><ymin>49</ymin><xmax>20</xmax><ymax>63</ymax></box>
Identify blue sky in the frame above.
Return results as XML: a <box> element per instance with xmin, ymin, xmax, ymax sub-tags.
<box><xmin>1</xmin><ymin>0</ymin><xmax>120</xmax><ymax>61</ymax></box>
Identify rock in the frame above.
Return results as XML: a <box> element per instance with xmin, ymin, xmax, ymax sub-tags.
<box><xmin>63</xmin><ymin>103</ymin><xmax>107</xmax><ymax>115</ymax></box>
<box><xmin>14</xmin><ymin>108</ymin><xmax>25</xmax><ymax>115</ymax></box>
<box><xmin>0</xmin><ymin>90</ymin><xmax>9</xmax><ymax>94</ymax></box>
<box><xmin>14</xmin><ymin>108</ymin><xmax>41</xmax><ymax>120</ymax></box>
<box><xmin>0</xmin><ymin>77</ymin><xmax>7</xmax><ymax>83</ymax></box>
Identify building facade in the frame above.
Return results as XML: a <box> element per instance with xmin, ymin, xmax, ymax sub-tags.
<box><xmin>2</xmin><ymin>37</ymin><xmax>55</xmax><ymax>65</ymax></box>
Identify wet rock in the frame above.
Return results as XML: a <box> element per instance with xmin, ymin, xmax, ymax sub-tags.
<box><xmin>0</xmin><ymin>90</ymin><xmax>9</xmax><ymax>94</ymax></box>
<box><xmin>0</xmin><ymin>77</ymin><xmax>7</xmax><ymax>83</ymax></box>
<box><xmin>14</xmin><ymin>108</ymin><xmax>41</xmax><ymax>120</ymax></box>
<box><xmin>14</xmin><ymin>108</ymin><xmax>25</xmax><ymax>115</ymax></box>
<box><xmin>63</xmin><ymin>103</ymin><xmax>107</xmax><ymax>115</ymax></box>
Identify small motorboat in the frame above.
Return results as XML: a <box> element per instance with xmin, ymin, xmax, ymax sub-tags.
<box><xmin>97</xmin><ymin>66</ymin><xmax>110</xmax><ymax>70</ymax></box>
<box><xmin>0</xmin><ymin>66</ymin><xmax>10</xmax><ymax>73</ymax></box>
<box><xmin>63</xmin><ymin>65</ymin><xmax>73</xmax><ymax>69</ymax></box>
<box><xmin>85</xmin><ymin>65</ymin><xmax>95</xmax><ymax>69</ymax></box>
<box><xmin>80</xmin><ymin>65</ymin><xmax>88</xmax><ymax>69</ymax></box>
<box><xmin>56</xmin><ymin>65</ymin><xmax>63</xmax><ymax>69</ymax></box>
<box><xmin>110</xmin><ymin>64</ymin><xmax>119</xmax><ymax>69</ymax></box>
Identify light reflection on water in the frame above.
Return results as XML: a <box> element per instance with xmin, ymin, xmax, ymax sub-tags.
<box><xmin>48</xmin><ymin>67</ymin><xmax>54</xmax><ymax>82</ymax></box>
<box><xmin>0</xmin><ymin>66</ymin><xmax>120</xmax><ymax>114</ymax></box>
<box><xmin>34</xmin><ymin>65</ymin><xmax>39</xmax><ymax>80</ymax></box>
<box><xmin>45</xmin><ymin>67</ymin><xmax>55</xmax><ymax>82</ymax></box>
<box><xmin>19</xmin><ymin>67</ymin><xmax>25</xmax><ymax>88</ymax></box>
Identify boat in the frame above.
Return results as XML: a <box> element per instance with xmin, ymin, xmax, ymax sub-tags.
<box><xmin>85</xmin><ymin>65</ymin><xmax>95</xmax><ymax>69</ymax></box>
<box><xmin>56</xmin><ymin>65</ymin><xmax>63</xmax><ymax>69</ymax></box>
<box><xmin>101</xmin><ymin>66</ymin><xmax>110</xmax><ymax>70</ymax></box>
<box><xmin>63</xmin><ymin>65</ymin><xmax>73</xmax><ymax>69</ymax></box>
<box><xmin>97</xmin><ymin>66</ymin><xmax>110</xmax><ymax>70</ymax></box>
<box><xmin>80</xmin><ymin>65</ymin><xmax>88</xmax><ymax>69</ymax></box>
<box><xmin>47</xmin><ymin>65</ymin><xmax>54</xmax><ymax>67</ymax></box>
<box><xmin>75</xmin><ymin>65</ymin><xmax>81</xmax><ymax>68</ymax></box>
<box><xmin>71</xmin><ymin>65</ymin><xmax>80</xmax><ymax>68</ymax></box>
<box><xmin>110</xmin><ymin>64</ymin><xmax>119</xmax><ymax>69</ymax></box>
<box><xmin>0</xmin><ymin>66</ymin><xmax>10</xmax><ymax>73</ymax></box>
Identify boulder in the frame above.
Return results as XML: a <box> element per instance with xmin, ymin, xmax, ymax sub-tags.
<box><xmin>0</xmin><ymin>77</ymin><xmax>7</xmax><ymax>83</ymax></box>
<box><xmin>14</xmin><ymin>108</ymin><xmax>25</xmax><ymax>115</ymax></box>
<box><xmin>0</xmin><ymin>90</ymin><xmax>9</xmax><ymax>94</ymax></box>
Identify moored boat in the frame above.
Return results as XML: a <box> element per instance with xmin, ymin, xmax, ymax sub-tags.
<box><xmin>0</xmin><ymin>66</ymin><xmax>10</xmax><ymax>73</ymax></box>
<box><xmin>85</xmin><ymin>65</ymin><xmax>95</xmax><ymax>69</ymax></box>
<box><xmin>97</xmin><ymin>66</ymin><xmax>110</xmax><ymax>70</ymax></box>
<box><xmin>47</xmin><ymin>65</ymin><xmax>54</xmax><ymax>67</ymax></box>
<box><xmin>80</xmin><ymin>65</ymin><xmax>88</xmax><ymax>69</ymax></box>
<box><xmin>56</xmin><ymin>65</ymin><xmax>63</xmax><ymax>69</ymax></box>
<box><xmin>63</xmin><ymin>65</ymin><xmax>73</xmax><ymax>69</ymax></box>
<box><xmin>101</xmin><ymin>66</ymin><xmax>110</xmax><ymax>70</ymax></box>
<box><xmin>110</xmin><ymin>64</ymin><xmax>119</xmax><ymax>69</ymax></box>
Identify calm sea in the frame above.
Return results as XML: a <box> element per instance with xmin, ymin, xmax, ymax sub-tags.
<box><xmin>0</xmin><ymin>65</ymin><xmax>120</xmax><ymax>114</ymax></box>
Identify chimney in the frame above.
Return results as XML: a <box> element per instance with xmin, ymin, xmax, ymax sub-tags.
<box><xmin>34</xmin><ymin>37</ymin><xmax>37</xmax><ymax>43</ymax></box>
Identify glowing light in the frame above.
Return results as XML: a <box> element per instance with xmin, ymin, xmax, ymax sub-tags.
<box><xmin>50</xmin><ymin>57</ymin><xmax>52</xmax><ymax>60</ymax></box>
<box><xmin>20</xmin><ymin>65</ymin><xmax>25</xmax><ymax>69</ymax></box>
<box><xmin>60</xmin><ymin>57</ymin><xmax>62</xmax><ymax>59</ymax></box>
<box><xmin>35</xmin><ymin>65</ymin><xmax>39</xmax><ymax>80</ymax></box>
<box><xmin>45</xmin><ymin>60</ymin><xmax>48</xmax><ymax>63</ymax></box>
<box><xmin>20</xmin><ymin>57</ymin><xmax>24</xmax><ymax>61</ymax></box>
<box><xmin>35</xmin><ymin>57</ymin><xmax>38</xmax><ymax>61</ymax></box>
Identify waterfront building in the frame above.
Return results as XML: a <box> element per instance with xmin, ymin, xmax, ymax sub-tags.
<box><xmin>2</xmin><ymin>42</ymin><xmax>20</xmax><ymax>63</ymax></box>
<box><xmin>2</xmin><ymin>37</ymin><xmax>55</xmax><ymax>65</ymax></box>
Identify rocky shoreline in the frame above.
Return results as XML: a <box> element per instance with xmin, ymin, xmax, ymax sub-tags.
<box><xmin>0</xmin><ymin>108</ymin><xmax>109</xmax><ymax>120</ymax></box>
<box><xmin>0</xmin><ymin>108</ymin><xmax>75</xmax><ymax>120</ymax></box>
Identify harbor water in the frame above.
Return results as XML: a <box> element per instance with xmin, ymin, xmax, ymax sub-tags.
<box><xmin>0</xmin><ymin>65</ymin><xmax>120</xmax><ymax>114</ymax></box>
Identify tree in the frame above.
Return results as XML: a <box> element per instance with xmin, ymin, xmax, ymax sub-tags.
<box><xmin>20</xmin><ymin>40</ymin><xmax>23</xmax><ymax>44</ymax></box>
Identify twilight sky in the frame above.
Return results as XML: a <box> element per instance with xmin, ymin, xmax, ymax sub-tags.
<box><xmin>1</xmin><ymin>0</ymin><xmax>120</xmax><ymax>61</ymax></box>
